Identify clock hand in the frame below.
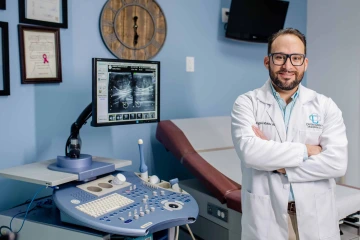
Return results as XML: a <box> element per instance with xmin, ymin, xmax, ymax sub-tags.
<box><xmin>133</xmin><ymin>16</ymin><xmax>139</xmax><ymax>46</ymax></box>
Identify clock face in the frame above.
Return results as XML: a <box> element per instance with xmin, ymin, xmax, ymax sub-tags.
<box><xmin>100</xmin><ymin>0</ymin><xmax>167</xmax><ymax>60</ymax></box>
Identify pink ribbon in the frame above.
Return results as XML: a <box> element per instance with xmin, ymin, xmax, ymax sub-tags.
<box><xmin>43</xmin><ymin>54</ymin><xmax>49</xmax><ymax>64</ymax></box>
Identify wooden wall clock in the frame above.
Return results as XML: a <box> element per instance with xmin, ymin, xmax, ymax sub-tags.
<box><xmin>100</xmin><ymin>0</ymin><xmax>167</xmax><ymax>60</ymax></box>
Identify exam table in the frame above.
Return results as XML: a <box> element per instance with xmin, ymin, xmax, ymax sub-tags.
<box><xmin>156</xmin><ymin>116</ymin><xmax>360</xmax><ymax>239</ymax></box>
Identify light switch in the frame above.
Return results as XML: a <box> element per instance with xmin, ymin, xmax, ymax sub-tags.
<box><xmin>186</xmin><ymin>57</ymin><xmax>195</xmax><ymax>72</ymax></box>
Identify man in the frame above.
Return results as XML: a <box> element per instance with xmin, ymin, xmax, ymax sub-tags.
<box><xmin>231</xmin><ymin>28</ymin><xmax>348</xmax><ymax>240</ymax></box>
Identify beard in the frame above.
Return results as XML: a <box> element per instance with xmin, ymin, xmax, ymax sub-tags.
<box><xmin>269</xmin><ymin>66</ymin><xmax>304</xmax><ymax>91</ymax></box>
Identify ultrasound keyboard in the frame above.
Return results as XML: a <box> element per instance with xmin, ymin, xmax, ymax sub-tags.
<box><xmin>75</xmin><ymin>193</ymin><xmax>134</xmax><ymax>218</ymax></box>
<box><xmin>53</xmin><ymin>171</ymin><xmax>199</xmax><ymax>236</ymax></box>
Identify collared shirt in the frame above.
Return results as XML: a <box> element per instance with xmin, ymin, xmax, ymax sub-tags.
<box><xmin>270</xmin><ymin>82</ymin><xmax>308</xmax><ymax>202</ymax></box>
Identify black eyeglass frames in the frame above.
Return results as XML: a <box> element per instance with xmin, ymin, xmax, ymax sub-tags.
<box><xmin>269</xmin><ymin>53</ymin><xmax>306</xmax><ymax>66</ymax></box>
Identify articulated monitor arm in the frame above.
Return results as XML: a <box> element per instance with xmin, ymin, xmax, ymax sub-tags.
<box><xmin>65</xmin><ymin>103</ymin><xmax>92</xmax><ymax>158</ymax></box>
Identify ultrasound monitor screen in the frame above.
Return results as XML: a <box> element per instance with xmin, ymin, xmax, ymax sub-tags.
<box><xmin>91</xmin><ymin>58</ymin><xmax>160</xmax><ymax>127</ymax></box>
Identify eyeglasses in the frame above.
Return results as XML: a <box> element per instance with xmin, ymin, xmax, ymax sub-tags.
<box><xmin>269</xmin><ymin>53</ymin><xmax>306</xmax><ymax>66</ymax></box>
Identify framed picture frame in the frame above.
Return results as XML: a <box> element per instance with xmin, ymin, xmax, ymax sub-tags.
<box><xmin>18</xmin><ymin>25</ymin><xmax>62</xmax><ymax>84</ymax></box>
<box><xmin>0</xmin><ymin>22</ymin><xmax>10</xmax><ymax>96</ymax></box>
<box><xmin>19</xmin><ymin>0</ymin><xmax>68</xmax><ymax>28</ymax></box>
<box><xmin>0</xmin><ymin>0</ymin><xmax>6</xmax><ymax>10</ymax></box>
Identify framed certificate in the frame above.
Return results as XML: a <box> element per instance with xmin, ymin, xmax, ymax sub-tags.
<box><xmin>0</xmin><ymin>22</ymin><xmax>10</xmax><ymax>95</ymax></box>
<box><xmin>18</xmin><ymin>25</ymin><xmax>62</xmax><ymax>84</ymax></box>
<box><xmin>19</xmin><ymin>0</ymin><xmax>68</xmax><ymax>28</ymax></box>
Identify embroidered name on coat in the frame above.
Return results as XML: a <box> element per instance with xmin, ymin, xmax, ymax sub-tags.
<box><xmin>256</xmin><ymin>122</ymin><xmax>275</xmax><ymax>126</ymax></box>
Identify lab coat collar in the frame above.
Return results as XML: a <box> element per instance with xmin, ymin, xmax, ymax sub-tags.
<box><xmin>257</xmin><ymin>79</ymin><xmax>317</xmax><ymax>105</ymax></box>
<box><xmin>256</xmin><ymin>79</ymin><xmax>317</xmax><ymax>142</ymax></box>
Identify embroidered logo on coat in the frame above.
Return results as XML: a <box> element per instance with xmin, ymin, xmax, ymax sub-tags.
<box><xmin>309</xmin><ymin>113</ymin><xmax>321</xmax><ymax>124</ymax></box>
<box><xmin>307</xmin><ymin>113</ymin><xmax>323</xmax><ymax>129</ymax></box>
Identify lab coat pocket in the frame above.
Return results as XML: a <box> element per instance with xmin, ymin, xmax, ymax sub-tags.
<box><xmin>299</xmin><ymin>129</ymin><xmax>322</xmax><ymax>145</ymax></box>
<box><xmin>242</xmin><ymin>190</ymin><xmax>271</xmax><ymax>239</ymax></box>
<box><xmin>315</xmin><ymin>188</ymin><xmax>338</xmax><ymax>239</ymax></box>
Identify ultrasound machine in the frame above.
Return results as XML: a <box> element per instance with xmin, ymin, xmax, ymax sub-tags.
<box><xmin>0</xmin><ymin>59</ymin><xmax>199</xmax><ymax>240</ymax></box>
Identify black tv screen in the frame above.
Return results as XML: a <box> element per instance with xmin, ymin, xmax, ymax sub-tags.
<box><xmin>226</xmin><ymin>0</ymin><xmax>289</xmax><ymax>43</ymax></box>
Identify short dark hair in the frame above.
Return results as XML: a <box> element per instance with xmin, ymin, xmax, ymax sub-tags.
<box><xmin>268</xmin><ymin>28</ymin><xmax>307</xmax><ymax>55</ymax></box>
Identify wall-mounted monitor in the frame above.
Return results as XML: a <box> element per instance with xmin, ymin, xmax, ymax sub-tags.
<box><xmin>92</xmin><ymin>58</ymin><xmax>160</xmax><ymax>127</ymax></box>
<box><xmin>226</xmin><ymin>0</ymin><xmax>289</xmax><ymax>43</ymax></box>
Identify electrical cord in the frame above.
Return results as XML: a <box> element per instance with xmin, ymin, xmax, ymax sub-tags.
<box><xmin>0</xmin><ymin>207</ymin><xmax>38</xmax><ymax>237</ymax></box>
<box><xmin>0</xmin><ymin>185</ymin><xmax>48</xmax><ymax>236</ymax></box>
<box><xmin>9</xmin><ymin>194</ymin><xmax>53</xmax><ymax>210</ymax></box>
<box><xmin>10</xmin><ymin>186</ymin><xmax>47</xmax><ymax>234</ymax></box>
<box><xmin>173</xmin><ymin>224</ymin><xmax>195</xmax><ymax>240</ymax></box>
<box><xmin>186</xmin><ymin>224</ymin><xmax>196</xmax><ymax>240</ymax></box>
<box><xmin>175</xmin><ymin>226</ymin><xmax>179</xmax><ymax>240</ymax></box>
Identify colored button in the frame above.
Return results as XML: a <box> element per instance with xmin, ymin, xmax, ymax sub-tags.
<box><xmin>71</xmin><ymin>199</ymin><xmax>80</xmax><ymax>204</ymax></box>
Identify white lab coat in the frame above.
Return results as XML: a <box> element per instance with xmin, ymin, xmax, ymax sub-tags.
<box><xmin>231</xmin><ymin>80</ymin><xmax>348</xmax><ymax>240</ymax></box>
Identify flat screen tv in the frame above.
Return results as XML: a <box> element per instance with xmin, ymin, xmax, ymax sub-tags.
<box><xmin>226</xmin><ymin>0</ymin><xmax>289</xmax><ymax>43</ymax></box>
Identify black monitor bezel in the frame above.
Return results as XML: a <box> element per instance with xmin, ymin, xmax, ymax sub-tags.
<box><xmin>225</xmin><ymin>0</ymin><xmax>289</xmax><ymax>43</ymax></box>
<box><xmin>91</xmin><ymin>58</ymin><xmax>160</xmax><ymax>127</ymax></box>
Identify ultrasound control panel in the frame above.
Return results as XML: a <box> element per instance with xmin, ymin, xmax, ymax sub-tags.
<box><xmin>53</xmin><ymin>171</ymin><xmax>199</xmax><ymax>237</ymax></box>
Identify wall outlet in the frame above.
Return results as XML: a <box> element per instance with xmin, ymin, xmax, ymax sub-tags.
<box><xmin>207</xmin><ymin>202</ymin><xmax>228</xmax><ymax>222</ymax></box>
<box><xmin>186</xmin><ymin>57</ymin><xmax>195</xmax><ymax>72</ymax></box>
<box><xmin>222</xmin><ymin>8</ymin><xmax>229</xmax><ymax>23</ymax></box>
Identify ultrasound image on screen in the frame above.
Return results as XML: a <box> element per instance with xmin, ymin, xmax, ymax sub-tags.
<box><xmin>108</xmin><ymin>72</ymin><xmax>133</xmax><ymax>113</ymax></box>
<box><xmin>108</xmin><ymin>72</ymin><xmax>156</xmax><ymax>113</ymax></box>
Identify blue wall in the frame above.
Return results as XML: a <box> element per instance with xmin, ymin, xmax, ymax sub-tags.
<box><xmin>0</xmin><ymin>0</ymin><xmax>306</xmax><ymax>211</ymax></box>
